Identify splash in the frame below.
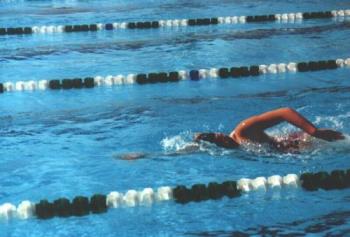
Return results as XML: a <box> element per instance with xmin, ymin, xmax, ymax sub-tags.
<box><xmin>314</xmin><ymin>115</ymin><xmax>345</xmax><ymax>130</ymax></box>
<box><xmin>160</xmin><ymin>131</ymin><xmax>232</xmax><ymax>156</ymax></box>
<box><xmin>310</xmin><ymin>134</ymin><xmax>350</xmax><ymax>156</ymax></box>
<box><xmin>265</xmin><ymin>120</ymin><xmax>349</xmax><ymax>161</ymax></box>
<box><xmin>160</xmin><ymin>130</ymin><xmax>350</xmax><ymax>159</ymax></box>
<box><xmin>160</xmin><ymin>131</ymin><xmax>194</xmax><ymax>153</ymax></box>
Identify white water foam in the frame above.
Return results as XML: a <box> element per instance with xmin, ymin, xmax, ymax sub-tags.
<box><xmin>160</xmin><ymin>131</ymin><xmax>194</xmax><ymax>153</ymax></box>
<box><xmin>160</xmin><ymin>131</ymin><xmax>232</xmax><ymax>156</ymax></box>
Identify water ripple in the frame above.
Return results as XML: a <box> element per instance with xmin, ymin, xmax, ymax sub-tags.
<box><xmin>0</xmin><ymin>22</ymin><xmax>349</xmax><ymax>61</ymax></box>
<box><xmin>154</xmin><ymin>85</ymin><xmax>350</xmax><ymax>105</ymax></box>
<box><xmin>186</xmin><ymin>210</ymin><xmax>350</xmax><ymax>236</ymax></box>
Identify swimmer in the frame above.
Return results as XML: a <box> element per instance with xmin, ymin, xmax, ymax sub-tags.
<box><xmin>195</xmin><ymin>107</ymin><xmax>345</xmax><ymax>152</ymax></box>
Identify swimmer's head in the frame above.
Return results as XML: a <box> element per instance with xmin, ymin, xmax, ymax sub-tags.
<box><xmin>194</xmin><ymin>132</ymin><xmax>239</xmax><ymax>149</ymax></box>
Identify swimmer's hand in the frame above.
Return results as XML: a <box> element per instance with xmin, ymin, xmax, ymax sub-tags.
<box><xmin>313</xmin><ymin>128</ymin><xmax>345</xmax><ymax>142</ymax></box>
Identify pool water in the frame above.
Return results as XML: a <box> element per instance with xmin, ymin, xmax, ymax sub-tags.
<box><xmin>1</xmin><ymin>0</ymin><xmax>350</xmax><ymax>236</ymax></box>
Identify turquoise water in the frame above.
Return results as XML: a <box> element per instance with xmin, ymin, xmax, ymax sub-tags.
<box><xmin>1</xmin><ymin>0</ymin><xmax>350</xmax><ymax>236</ymax></box>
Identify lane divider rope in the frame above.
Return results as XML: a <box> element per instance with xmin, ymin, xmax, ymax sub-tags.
<box><xmin>0</xmin><ymin>9</ymin><xmax>349</xmax><ymax>36</ymax></box>
<box><xmin>0</xmin><ymin>168</ymin><xmax>349</xmax><ymax>220</ymax></box>
<box><xmin>0</xmin><ymin>58</ymin><xmax>349</xmax><ymax>94</ymax></box>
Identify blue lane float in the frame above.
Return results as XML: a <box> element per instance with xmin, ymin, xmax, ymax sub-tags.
<box><xmin>0</xmin><ymin>168</ymin><xmax>349</xmax><ymax>220</ymax></box>
<box><xmin>0</xmin><ymin>9</ymin><xmax>349</xmax><ymax>36</ymax></box>
<box><xmin>0</xmin><ymin>57</ymin><xmax>349</xmax><ymax>94</ymax></box>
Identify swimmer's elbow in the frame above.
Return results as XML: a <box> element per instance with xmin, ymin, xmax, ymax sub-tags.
<box><xmin>279</xmin><ymin>107</ymin><xmax>295</xmax><ymax>114</ymax></box>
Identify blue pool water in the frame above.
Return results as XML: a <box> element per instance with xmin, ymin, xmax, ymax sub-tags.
<box><xmin>1</xmin><ymin>0</ymin><xmax>350</xmax><ymax>236</ymax></box>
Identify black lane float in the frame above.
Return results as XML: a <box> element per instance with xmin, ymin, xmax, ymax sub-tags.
<box><xmin>0</xmin><ymin>168</ymin><xmax>349</xmax><ymax>220</ymax></box>
<box><xmin>32</xmin><ymin>168</ymin><xmax>350</xmax><ymax>219</ymax></box>
<box><xmin>0</xmin><ymin>58</ymin><xmax>348</xmax><ymax>94</ymax></box>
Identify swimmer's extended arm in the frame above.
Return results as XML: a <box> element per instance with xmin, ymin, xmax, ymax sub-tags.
<box><xmin>242</xmin><ymin>107</ymin><xmax>317</xmax><ymax>134</ymax></box>
<box><xmin>240</xmin><ymin>107</ymin><xmax>344</xmax><ymax>141</ymax></box>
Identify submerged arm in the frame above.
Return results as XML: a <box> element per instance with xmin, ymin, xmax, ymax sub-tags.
<box><xmin>114</xmin><ymin>143</ymin><xmax>200</xmax><ymax>160</ymax></box>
